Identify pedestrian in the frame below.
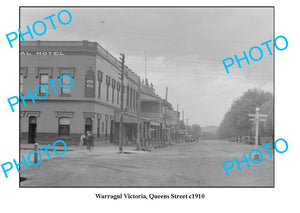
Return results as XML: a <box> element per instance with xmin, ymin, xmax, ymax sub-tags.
<box><xmin>86</xmin><ymin>131</ymin><xmax>94</xmax><ymax>152</ymax></box>
<box><xmin>132</xmin><ymin>135</ymin><xmax>136</xmax><ymax>145</ymax></box>
<box><xmin>79</xmin><ymin>133</ymin><xmax>86</xmax><ymax>149</ymax></box>
<box><xmin>83</xmin><ymin>132</ymin><xmax>88</xmax><ymax>149</ymax></box>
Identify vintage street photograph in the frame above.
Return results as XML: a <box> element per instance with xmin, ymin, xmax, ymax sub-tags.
<box><xmin>19</xmin><ymin>7</ymin><xmax>274</xmax><ymax>187</ymax></box>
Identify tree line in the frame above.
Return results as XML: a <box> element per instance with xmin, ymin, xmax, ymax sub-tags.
<box><xmin>218</xmin><ymin>89</ymin><xmax>273</xmax><ymax>139</ymax></box>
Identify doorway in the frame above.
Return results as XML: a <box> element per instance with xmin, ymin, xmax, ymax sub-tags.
<box><xmin>85</xmin><ymin>117</ymin><xmax>93</xmax><ymax>134</ymax></box>
<box><xmin>28</xmin><ymin>116</ymin><xmax>37</xmax><ymax>143</ymax></box>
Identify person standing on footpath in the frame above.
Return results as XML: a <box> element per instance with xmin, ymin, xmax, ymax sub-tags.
<box><xmin>79</xmin><ymin>132</ymin><xmax>86</xmax><ymax>149</ymax></box>
<box><xmin>86</xmin><ymin>131</ymin><xmax>94</xmax><ymax>152</ymax></box>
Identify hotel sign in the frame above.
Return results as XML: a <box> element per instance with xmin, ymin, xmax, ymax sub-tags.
<box><xmin>86</xmin><ymin>80</ymin><xmax>94</xmax><ymax>88</ymax></box>
<box><xmin>20</xmin><ymin>51</ymin><xmax>65</xmax><ymax>56</ymax></box>
<box><xmin>85</xmin><ymin>76</ymin><xmax>95</xmax><ymax>97</ymax></box>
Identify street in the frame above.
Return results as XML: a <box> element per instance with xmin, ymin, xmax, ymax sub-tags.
<box><xmin>20</xmin><ymin>140</ymin><xmax>273</xmax><ymax>187</ymax></box>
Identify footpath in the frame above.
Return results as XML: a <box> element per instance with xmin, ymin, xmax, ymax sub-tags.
<box><xmin>19</xmin><ymin>141</ymin><xmax>159</xmax><ymax>182</ymax></box>
<box><xmin>20</xmin><ymin>142</ymin><xmax>152</xmax><ymax>163</ymax></box>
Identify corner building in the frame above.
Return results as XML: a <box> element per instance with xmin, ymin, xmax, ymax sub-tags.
<box><xmin>20</xmin><ymin>40</ymin><xmax>139</xmax><ymax>145</ymax></box>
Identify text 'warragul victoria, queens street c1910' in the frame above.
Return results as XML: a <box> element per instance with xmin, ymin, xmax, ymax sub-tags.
<box><xmin>95</xmin><ymin>193</ymin><xmax>205</xmax><ymax>200</ymax></box>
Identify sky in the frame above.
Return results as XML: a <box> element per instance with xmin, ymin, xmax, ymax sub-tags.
<box><xmin>20</xmin><ymin>7</ymin><xmax>273</xmax><ymax>126</ymax></box>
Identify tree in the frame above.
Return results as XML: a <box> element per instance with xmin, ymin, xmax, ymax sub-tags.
<box><xmin>218</xmin><ymin>88</ymin><xmax>273</xmax><ymax>139</ymax></box>
<box><xmin>260</xmin><ymin>99</ymin><xmax>274</xmax><ymax>137</ymax></box>
<box><xmin>177</xmin><ymin>120</ymin><xmax>186</xmax><ymax>130</ymax></box>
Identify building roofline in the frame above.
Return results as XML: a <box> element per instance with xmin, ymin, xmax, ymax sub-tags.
<box><xmin>21</xmin><ymin>40</ymin><xmax>164</xmax><ymax>103</ymax></box>
<box><xmin>21</xmin><ymin>40</ymin><xmax>141</xmax><ymax>82</ymax></box>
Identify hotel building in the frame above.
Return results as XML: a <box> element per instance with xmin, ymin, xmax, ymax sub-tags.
<box><xmin>20</xmin><ymin>40</ymin><xmax>178</xmax><ymax>145</ymax></box>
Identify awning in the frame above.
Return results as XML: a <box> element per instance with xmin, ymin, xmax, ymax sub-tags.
<box><xmin>141</xmin><ymin>93</ymin><xmax>161</xmax><ymax>102</ymax></box>
<box><xmin>150</xmin><ymin>121</ymin><xmax>161</xmax><ymax>126</ymax></box>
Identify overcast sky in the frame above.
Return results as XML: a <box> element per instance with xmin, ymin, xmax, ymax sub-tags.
<box><xmin>20</xmin><ymin>7</ymin><xmax>273</xmax><ymax>126</ymax></box>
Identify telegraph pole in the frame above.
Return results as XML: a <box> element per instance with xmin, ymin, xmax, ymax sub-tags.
<box><xmin>186</xmin><ymin>118</ymin><xmax>189</xmax><ymax>133</ymax></box>
<box><xmin>119</xmin><ymin>53</ymin><xmax>125</xmax><ymax>153</ymax></box>
<box><xmin>136</xmin><ymin>77</ymin><xmax>141</xmax><ymax>150</ymax></box>
<box><xmin>175</xmin><ymin>104</ymin><xmax>179</xmax><ymax>143</ymax></box>
<box><xmin>144</xmin><ymin>50</ymin><xmax>147</xmax><ymax>80</ymax></box>
<box><xmin>186</xmin><ymin>118</ymin><xmax>188</xmax><ymax>135</ymax></box>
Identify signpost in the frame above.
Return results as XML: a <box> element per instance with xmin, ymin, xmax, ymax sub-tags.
<box><xmin>248</xmin><ymin>107</ymin><xmax>267</xmax><ymax>161</ymax></box>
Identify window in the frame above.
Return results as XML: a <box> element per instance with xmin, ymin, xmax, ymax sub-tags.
<box><xmin>98</xmin><ymin>82</ymin><xmax>101</xmax><ymax>98</ymax></box>
<box><xmin>106</xmin><ymin>75</ymin><xmax>111</xmax><ymax>102</ymax></box>
<box><xmin>133</xmin><ymin>90</ymin><xmax>136</xmax><ymax>111</ymax></box>
<box><xmin>20</xmin><ymin>73</ymin><xmax>24</xmax><ymax>94</ymax></box>
<box><xmin>39</xmin><ymin>74</ymin><xmax>48</xmax><ymax>94</ymax></box>
<box><xmin>105</xmin><ymin>119</ymin><xmax>108</xmax><ymax>138</ymax></box>
<box><xmin>126</xmin><ymin>86</ymin><xmax>129</xmax><ymax>108</ymax></box>
<box><xmin>130</xmin><ymin>88</ymin><xmax>133</xmax><ymax>110</ymax></box>
<box><xmin>20</xmin><ymin>67</ymin><xmax>28</xmax><ymax>94</ymax></box>
<box><xmin>135</xmin><ymin>92</ymin><xmax>139</xmax><ymax>110</ymax></box>
<box><xmin>117</xmin><ymin>90</ymin><xmax>120</xmax><ymax>105</ymax></box>
<box><xmin>58</xmin><ymin>117</ymin><xmax>70</xmax><ymax>136</ymax></box>
<box><xmin>61</xmin><ymin>74</ymin><xmax>71</xmax><ymax>94</ymax></box>
<box><xmin>112</xmin><ymin>79</ymin><xmax>116</xmax><ymax>104</ymax></box>
<box><xmin>117</xmin><ymin>82</ymin><xmax>120</xmax><ymax>105</ymax></box>
<box><xmin>97</xmin><ymin>118</ymin><xmax>100</xmax><ymax>138</ymax></box>
<box><xmin>98</xmin><ymin>71</ymin><xmax>103</xmax><ymax>98</ymax></box>
<box><xmin>106</xmin><ymin>85</ymin><xmax>109</xmax><ymax>102</ymax></box>
<box><xmin>112</xmin><ymin>88</ymin><xmax>115</xmax><ymax>103</ymax></box>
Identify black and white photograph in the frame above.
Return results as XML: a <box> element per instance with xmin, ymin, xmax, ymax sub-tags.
<box><xmin>18</xmin><ymin>7</ymin><xmax>274</xmax><ymax>187</ymax></box>
<box><xmin>2</xmin><ymin>0</ymin><xmax>300</xmax><ymax>212</ymax></box>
